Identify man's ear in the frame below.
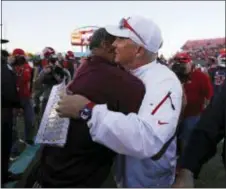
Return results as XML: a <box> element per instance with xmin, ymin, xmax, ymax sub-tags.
<box><xmin>135</xmin><ymin>46</ymin><xmax>145</xmax><ymax>58</ymax></box>
<box><xmin>100</xmin><ymin>41</ymin><xmax>107</xmax><ymax>49</ymax></box>
<box><xmin>101</xmin><ymin>41</ymin><xmax>113</xmax><ymax>52</ymax></box>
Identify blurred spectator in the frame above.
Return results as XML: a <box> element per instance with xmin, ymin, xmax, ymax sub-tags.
<box><xmin>33</xmin><ymin>47</ymin><xmax>57</xmax><ymax>115</ymax></box>
<box><xmin>1</xmin><ymin>40</ymin><xmax>22</xmax><ymax>185</ymax></box>
<box><xmin>171</xmin><ymin>52</ymin><xmax>213</xmax><ymax>156</ymax></box>
<box><xmin>57</xmin><ymin>52</ymin><xmax>64</xmax><ymax>65</ymax></box>
<box><xmin>181</xmin><ymin>38</ymin><xmax>225</xmax><ymax>61</ymax></box>
<box><xmin>11</xmin><ymin>48</ymin><xmax>35</xmax><ymax>146</ymax></box>
<box><xmin>41</xmin><ymin>47</ymin><xmax>56</xmax><ymax>68</ymax></box>
<box><xmin>34</xmin><ymin>53</ymin><xmax>71</xmax><ymax>115</ymax></box>
<box><xmin>172</xmin><ymin>82</ymin><xmax>226</xmax><ymax>188</ymax></box>
<box><xmin>208</xmin><ymin>52</ymin><xmax>226</xmax><ymax>103</ymax></box>
<box><xmin>64</xmin><ymin>50</ymin><xmax>76</xmax><ymax>77</ymax></box>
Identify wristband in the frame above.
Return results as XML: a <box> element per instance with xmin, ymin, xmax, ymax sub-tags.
<box><xmin>79</xmin><ymin>102</ymin><xmax>96</xmax><ymax>121</ymax></box>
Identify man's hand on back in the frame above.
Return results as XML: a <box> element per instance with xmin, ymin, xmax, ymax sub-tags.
<box><xmin>56</xmin><ymin>94</ymin><xmax>90</xmax><ymax>119</ymax></box>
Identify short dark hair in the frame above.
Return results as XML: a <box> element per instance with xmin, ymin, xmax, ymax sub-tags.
<box><xmin>1</xmin><ymin>49</ymin><xmax>9</xmax><ymax>58</ymax></box>
<box><xmin>1</xmin><ymin>50</ymin><xmax>9</xmax><ymax>63</ymax></box>
<box><xmin>89</xmin><ymin>28</ymin><xmax>116</xmax><ymax>50</ymax></box>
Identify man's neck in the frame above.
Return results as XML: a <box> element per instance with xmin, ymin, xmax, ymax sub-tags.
<box><xmin>128</xmin><ymin>57</ymin><xmax>156</xmax><ymax>71</ymax></box>
<box><xmin>91</xmin><ymin>51</ymin><xmax>112</xmax><ymax>63</ymax></box>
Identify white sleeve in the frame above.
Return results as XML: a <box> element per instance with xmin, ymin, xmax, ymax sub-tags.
<box><xmin>87</xmin><ymin>78</ymin><xmax>183</xmax><ymax>159</ymax></box>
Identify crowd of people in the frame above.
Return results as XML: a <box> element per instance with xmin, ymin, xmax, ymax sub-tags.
<box><xmin>1</xmin><ymin>45</ymin><xmax>82</xmax><ymax>185</ymax></box>
<box><xmin>1</xmin><ymin>15</ymin><xmax>226</xmax><ymax>188</ymax></box>
<box><xmin>183</xmin><ymin>44</ymin><xmax>225</xmax><ymax>61</ymax></box>
<box><xmin>180</xmin><ymin>38</ymin><xmax>225</xmax><ymax>61</ymax></box>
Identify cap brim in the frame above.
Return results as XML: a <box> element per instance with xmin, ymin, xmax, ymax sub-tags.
<box><xmin>1</xmin><ymin>39</ymin><xmax>9</xmax><ymax>44</ymax></box>
<box><xmin>105</xmin><ymin>25</ymin><xmax>130</xmax><ymax>38</ymax></box>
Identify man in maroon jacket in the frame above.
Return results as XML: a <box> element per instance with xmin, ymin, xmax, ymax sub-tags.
<box><xmin>26</xmin><ymin>28</ymin><xmax>145</xmax><ymax>188</ymax></box>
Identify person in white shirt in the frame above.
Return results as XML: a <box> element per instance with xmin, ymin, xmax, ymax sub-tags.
<box><xmin>57</xmin><ymin>15</ymin><xmax>183</xmax><ymax>187</ymax></box>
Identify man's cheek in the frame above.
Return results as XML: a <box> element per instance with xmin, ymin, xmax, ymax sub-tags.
<box><xmin>115</xmin><ymin>53</ymin><xmax>121</xmax><ymax>62</ymax></box>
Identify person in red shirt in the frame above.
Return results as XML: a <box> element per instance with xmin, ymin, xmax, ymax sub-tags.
<box><xmin>1</xmin><ymin>43</ymin><xmax>23</xmax><ymax>184</ymax></box>
<box><xmin>172</xmin><ymin>52</ymin><xmax>213</xmax><ymax>150</ymax></box>
<box><xmin>11</xmin><ymin>48</ymin><xmax>35</xmax><ymax>145</ymax></box>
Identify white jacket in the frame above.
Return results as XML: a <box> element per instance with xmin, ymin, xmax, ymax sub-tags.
<box><xmin>87</xmin><ymin>60</ymin><xmax>183</xmax><ymax>159</ymax></box>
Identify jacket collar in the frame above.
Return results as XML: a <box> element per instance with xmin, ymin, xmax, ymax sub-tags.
<box><xmin>130</xmin><ymin>59</ymin><xmax>158</xmax><ymax>77</ymax></box>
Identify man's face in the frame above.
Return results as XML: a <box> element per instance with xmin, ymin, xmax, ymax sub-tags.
<box><xmin>7</xmin><ymin>56</ymin><xmax>15</xmax><ymax>65</ymax></box>
<box><xmin>112</xmin><ymin>37</ymin><xmax>138</xmax><ymax>68</ymax></box>
<box><xmin>57</xmin><ymin>53</ymin><xmax>63</xmax><ymax>61</ymax></box>
<box><xmin>184</xmin><ymin>62</ymin><xmax>192</xmax><ymax>74</ymax></box>
<box><xmin>103</xmin><ymin>41</ymin><xmax>116</xmax><ymax>63</ymax></box>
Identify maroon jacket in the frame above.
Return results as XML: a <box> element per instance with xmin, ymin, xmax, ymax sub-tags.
<box><xmin>40</xmin><ymin>56</ymin><xmax>145</xmax><ymax>187</ymax></box>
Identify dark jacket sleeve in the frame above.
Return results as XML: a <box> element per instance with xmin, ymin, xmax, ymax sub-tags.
<box><xmin>1</xmin><ymin>63</ymin><xmax>21</xmax><ymax>108</ymax></box>
<box><xmin>180</xmin><ymin>81</ymin><xmax>226</xmax><ymax>176</ymax></box>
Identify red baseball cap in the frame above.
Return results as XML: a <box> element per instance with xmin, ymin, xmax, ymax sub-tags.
<box><xmin>173</xmin><ymin>52</ymin><xmax>192</xmax><ymax>64</ymax></box>
<box><xmin>42</xmin><ymin>47</ymin><xmax>55</xmax><ymax>58</ymax></box>
<box><xmin>12</xmin><ymin>48</ymin><xmax>26</xmax><ymax>57</ymax></box>
<box><xmin>66</xmin><ymin>51</ymin><xmax>75</xmax><ymax>60</ymax></box>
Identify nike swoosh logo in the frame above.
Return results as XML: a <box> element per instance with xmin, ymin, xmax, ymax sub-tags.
<box><xmin>158</xmin><ymin>121</ymin><xmax>169</xmax><ymax>125</ymax></box>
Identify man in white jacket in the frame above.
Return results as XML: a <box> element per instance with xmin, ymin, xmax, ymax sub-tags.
<box><xmin>57</xmin><ymin>15</ymin><xmax>183</xmax><ymax>187</ymax></box>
